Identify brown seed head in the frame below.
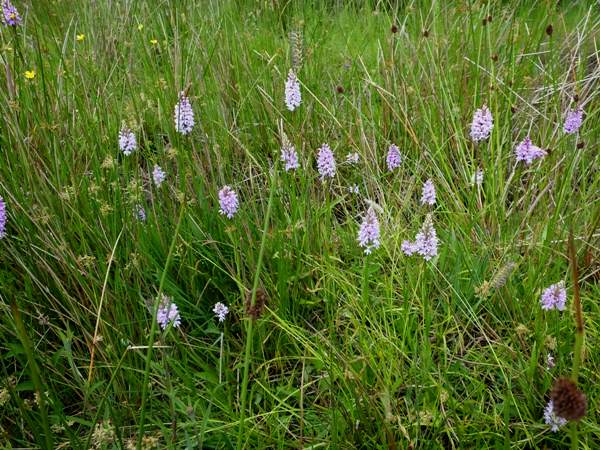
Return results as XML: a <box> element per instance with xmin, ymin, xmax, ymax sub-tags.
<box><xmin>391</xmin><ymin>24</ymin><xmax>398</xmax><ymax>34</ymax></box>
<box><xmin>551</xmin><ymin>378</ymin><xmax>587</xmax><ymax>421</ymax></box>
<box><xmin>336</xmin><ymin>86</ymin><xmax>344</xmax><ymax>94</ymax></box>
<box><xmin>546</xmin><ymin>24</ymin><xmax>553</xmax><ymax>36</ymax></box>
<box><xmin>245</xmin><ymin>288</ymin><xmax>268</xmax><ymax>320</ymax></box>
<box><xmin>576</xmin><ymin>141</ymin><xmax>584</xmax><ymax>149</ymax></box>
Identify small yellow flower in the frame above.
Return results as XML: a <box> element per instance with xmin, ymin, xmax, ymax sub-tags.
<box><xmin>150</xmin><ymin>39</ymin><xmax>158</xmax><ymax>45</ymax></box>
<box><xmin>137</xmin><ymin>24</ymin><xmax>144</xmax><ymax>31</ymax></box>
<box><xmin>24</xmin><ymin>70</ymin><xmax>35</xmax><ymax>80</ymax></box>
<box><xmin>76</xmin><ymin>34</ymin><xmax>85</xmax><ymax>41</ymax></box>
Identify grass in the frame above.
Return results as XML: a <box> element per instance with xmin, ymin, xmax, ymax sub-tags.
<box><xmin>0</xmin><ymin>0</ymin><xmax>599</xmax><ymax>448</ymax></box>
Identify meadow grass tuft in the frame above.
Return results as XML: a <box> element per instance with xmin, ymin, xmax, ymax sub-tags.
<box><xmin>1</xmin><ymin>1</ymin><xmax>599</xmax><ymax>448</ymax></box>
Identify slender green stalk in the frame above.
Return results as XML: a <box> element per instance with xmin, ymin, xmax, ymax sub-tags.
<box><xmin>84</xmin><ymin>349</ymin><xmax>130</xmax><ymax>450</ymax></box>
<box><xmin>568</xmin><ymin>230</ymin><xmax>584</xmax><ymax>381</ymax></box>
<box><xmin>137</xmin><ymin>203</ymin><xmax>186</xmax><ymax>449</ymax></box>
<box><xmin>568</xmin><ymin>230</ymin><xmax>584</xmax><ymax>450</ymax></box>
<box><xmin>87</xmin><ymin>228</ymin><xmax>123</xmax><ymax>385</ymax></box>
<box><xmin>361</xmin><ymin>253</ymin><xmax>369</xmax><ymax>305</ymax></box>
<box><xmin>236</xmin><ymin>168</ymin><xmax>277</xmax><ymax>448</ymax></box>
<box><xmin>11</xmin><ymin>300</ymin><xmax>54</xmax><ymax>450</ymax></box>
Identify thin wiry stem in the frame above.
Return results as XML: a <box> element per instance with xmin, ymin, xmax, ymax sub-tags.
<box><xmin>237</xmin><ymin>167</ymin><xmax>277</xmax><ymax>448</ymax></box>
<box><xmin>137</xmin><ymin>203</ymin><xmax>186</xmax><ymax>449</ymax></box>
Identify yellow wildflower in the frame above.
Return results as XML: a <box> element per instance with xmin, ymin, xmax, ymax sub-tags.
<box><xmin>76</xmin><ymin>34</ymin><xmax>85</xmax><ymax>41</ymax></box>
<box><xmin>24</xmin><ymin>70</ymin><xmax>35</xmax><ymax>80</ymax></box>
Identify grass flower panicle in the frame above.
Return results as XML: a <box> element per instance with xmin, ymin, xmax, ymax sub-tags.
<box><xmin>420</xmin><ymin>179</ymin><xmax>436</xmax><ymax>206</ymax></box>
<box><xmin>174</xmin><ymin>92</ymin><xmax>195</xmax><ymax>135</ymax></box>
<box><xmin>563</xmin><ymin>107</ymin><xmax>583</xmax><ymax>134</ymax></box>
<box><xmin>289</xmin><ymin>28</ymin><xmax>303</xmax><ymax>72</ymax></box>
<box><xmin>357</xmin><ymin>206</ymin><xmax>380</xmax><ymax>254</ymax></box>
<box><xmin>316</xmin><ymin>144</ymin><xmax>336</xmax><ymax>180</ymax></box>
<box><xmin>470</xmin><ymin>105</ymin><xmax>493</xmax><ymax>142</ymax></box>
<box><xmin>541</xmin><ymin>281</ymin><xmax>567</xmax><ymax>311</ymax></box>
<box><xmin>245</xmin><ymin>288</ymin><xmax>268</xmax><ymax>320</ymax></box>
<box><xmin>152</xmin><ymin>165</ymin><xmax>166</xmax><ymax>187</ymax></box>
<box><xmin>490</xmin><ymin>262</ymin><xmax>516</xmax><ymax>289</ymax></box>
<box><xmin>213</xmin><ymin>302</ymin><xmax>229</xmax><ymax>322</ymax></box>
<box><xmin>218</xmin><ymin>185</ymin><xmax>239</xmax><ymax>218</ymax></box>
<box><xmin>118</xmin><ymin>126</ymin><xmax>137</xmax><ymax>156</ymax></box>
<box><xmin>386</xmin><ymin>144</ymin><xmax>402</xmax><ymax>171</ymax></box>
<box><xmin>515</xmin><ymin>137</ymin><xmax>547</xmax><ymax>165</ymax></box>
<box><xmin>285</xmin><ymin>69</ymin><xmax>301</xmax><ymax>111</ymax></box>
<box><xmin>156</xmin><ymin>294</ymin><xmax>181</xmax><ymax>330</ymax></box>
